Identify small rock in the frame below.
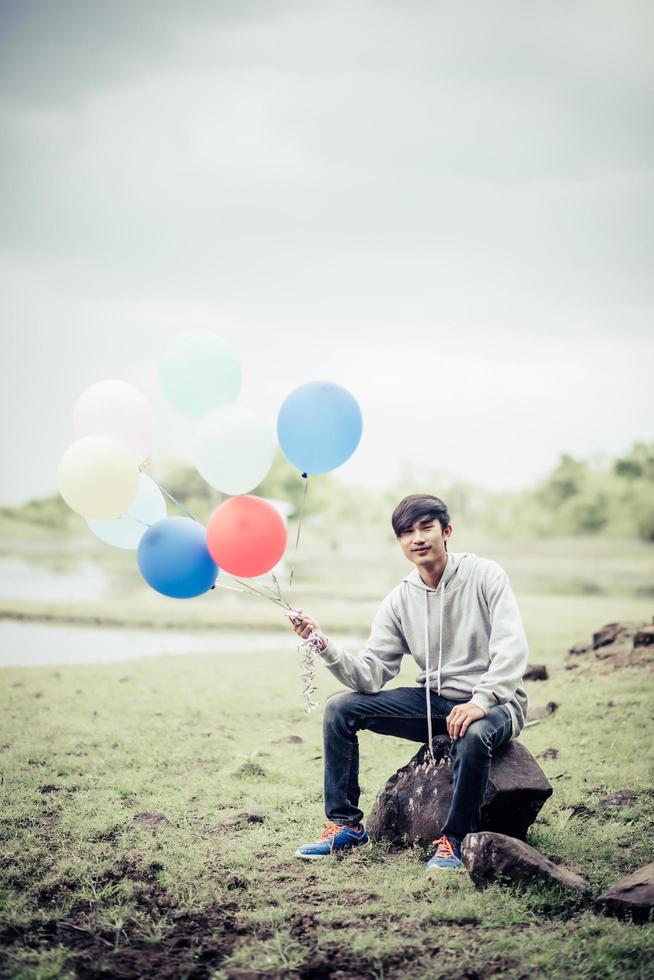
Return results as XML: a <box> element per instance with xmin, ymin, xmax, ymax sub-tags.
<box><xmin>121</xmin><ymin>795</ymin><xmax>139</xmax><ymax>808</ymax></box>
<box><xmin>594</xmin><ymin>862</ymin><xmax>654</xmax><ymax>923</ymax></box>
<box><xmin>524</xmin><ymin>664</ymin><xmax>548</xmax><ymax>681</ymax></box>
<box><xmin>461</xmin><ymin>831</ymin><xmax>589</xmax><ymax>895</ymax></box>
<box><xmin>287</xmin><ymin>735</ymin><xmax>304</xmax><ymax>744</ymax></box>
<box><xmin>218</xmin><ymin>810</ymin><xmax>267</xmax><ymax>828</ymax></box>
<box><xmin>538</xmin><ymin>748</ymin><xmax>559</xmax><ymax>760</ymax></box>
<box><xmin>526</xmin><ymin>702</ymin><xmax>559</xmax><ymax>722</ymax></box>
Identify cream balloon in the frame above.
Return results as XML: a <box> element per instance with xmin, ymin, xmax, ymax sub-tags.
<box><xmin>57</xmin><ymin>435</ymin><xmax>140</xmax><ymax>519</ymax></box>
<box><xmin>73</xmin><ymin>379</ymin><xmax>154</xmax><ymax>464</ymax></box>
<box><xmin>192</xmin><ymin>405</ymin><xmax>275</xmax><ymax>495</ymax></box>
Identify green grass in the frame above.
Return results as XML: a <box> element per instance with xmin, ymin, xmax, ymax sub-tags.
<box><xmin>1</xmin><ymin>586</ymin><xmax>654</xmax><ymax>978</ymax></box>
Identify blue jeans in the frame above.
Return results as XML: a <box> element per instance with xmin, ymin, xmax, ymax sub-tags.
<box><xmin>322</xmin><ymin>686</ymin><xmax>514</xmax><ymax>846</ymax></box>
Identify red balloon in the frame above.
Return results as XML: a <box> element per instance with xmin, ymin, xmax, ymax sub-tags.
<box><xmin>206</xmin><ymin>496</ymin><xmax>287</xmax><ymax>577</ymax></box>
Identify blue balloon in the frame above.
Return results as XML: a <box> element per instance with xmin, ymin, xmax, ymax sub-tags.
<box><xmin>137</xmin><ymin>517</ymin><xmax>218</xmax><ymax>599</ymax></box>
<box><xmin>277</xmin><ymin>381</ymin><xmax>363</xmax><ymax>474</ymax></box>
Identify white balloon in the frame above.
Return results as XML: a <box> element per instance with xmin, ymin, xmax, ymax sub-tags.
<box><xmin>73</xmin><ymin>379</ymin><xmax>154</xmax><ymax>464</ymax></box>
<box><xmin>86</xmin><ymin>474</ymin><xmax>167</xmax><ymax>549</ymax></box>
<box><xmin>193</xmin><ymin>404</ymin><xmax>275</xmax><ymax>495</ymax></box>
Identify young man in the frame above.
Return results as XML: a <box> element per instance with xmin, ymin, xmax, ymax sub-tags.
<box><xmin>288</xmin><ymin>493</ymin><xmax>529</xmax><ymax>870</ymax></box>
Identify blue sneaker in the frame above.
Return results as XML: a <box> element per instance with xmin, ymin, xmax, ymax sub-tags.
<box><xmin>295</xmin><ymin>820</ymin><xmax>371</xmax><ymax>859</ymax></box>
<box><xmin>426</xmin><ymin>835</ymin><xmax>464</xmax><ymax>871</ymax></box>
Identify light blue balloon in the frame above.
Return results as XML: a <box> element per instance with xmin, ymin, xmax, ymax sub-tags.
<box><xmin>137</xmin><ymin>517</ymin><xmax>218</xmax><ymax>599</ymax></box>
<box><xmin>86</xmin><ymin>474</ymin><xmax>167</xmax><ymax>549</ymax></box>
<box><xmin>159</xmin><ymin>331</ymin><xmax>242</xmax><ymax>419</ymax></box>
<box><xmin>277</xmin><ymin>381</ymin><xmax>363</xmax><ymax>474</ymax></box>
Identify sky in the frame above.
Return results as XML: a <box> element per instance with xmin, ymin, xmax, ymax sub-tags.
<box><xmin>1</xmin><ymin>0</ymin><xmax>652</xmax><ymax>506</ymax></box>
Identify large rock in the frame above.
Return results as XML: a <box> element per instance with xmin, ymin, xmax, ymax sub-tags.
<box><xmin>566</xmin><ymin>619</ymin><xmax>654</xmax><ymax>672</ymax></box>
<box><xmin>366</xmin><ymin>735</ymin><xmax>552</xmax><ymax>846</ymax></box>
<box><xmin>634</xmin><ymin>625</ymin><xmax>654</xmax><ymax>647</ymax></box>
<box><xmin>594</xmin><ymin>862</ymin><xmax>654</xmax><ymax>923</ymax></box>
<box><xmin>593</xmin><ymin>623</ymin><xmax>636</xmax><ymax>649</ymax></box>
<box><xmin>461</xmin><ymin>831</ymin><xmax>589</xmax><ymax>895</ymax></box>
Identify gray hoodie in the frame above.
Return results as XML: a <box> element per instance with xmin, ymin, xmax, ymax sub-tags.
<box><xmin>318</xmin><ymin>551</ymin><xmax>529</xmax><ymax>739</ymax></box>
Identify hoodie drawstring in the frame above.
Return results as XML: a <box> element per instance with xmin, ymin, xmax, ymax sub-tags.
<box><xmin>424</xmin><ymin>576</ymin><xmax>445</xmax><ymax>764</ymax></box>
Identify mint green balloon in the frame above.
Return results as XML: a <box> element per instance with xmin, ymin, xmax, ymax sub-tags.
<box><xmin>159</xmin><ymin>331</ymin><xmax>241</xmax><ymax>419</ymax></box>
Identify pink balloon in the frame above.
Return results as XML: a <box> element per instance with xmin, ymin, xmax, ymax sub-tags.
<box><xmin>73</xmin><ymin>379</ymin><xmax>154</xmax><ymax>465</ymax></box>
<box><xmin>207</xmin><ymin>496</ymin><xmax>287</xmax><ymax>577</ymax></box>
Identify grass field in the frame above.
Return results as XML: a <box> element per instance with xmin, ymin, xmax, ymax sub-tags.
<box><xmin>1</xmin><ymin>531</ymin><xmax>653</xmax><ymax>978</ymax></box>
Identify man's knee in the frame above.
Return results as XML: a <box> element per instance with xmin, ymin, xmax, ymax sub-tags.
<box><xmin>323</xmin><ymin>691</ymin><xmax>360</xmax><ymax>726</ymax></box>
<box><xmin>452</xmin><ymin>722</ymin><xmax>491</xmax><ymax>756</ymax></box>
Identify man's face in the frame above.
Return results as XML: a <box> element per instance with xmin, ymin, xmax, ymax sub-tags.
<box><xmin>396</xmin><ymin>516</ymin><xmax>452</xmax><ymax>566</ymax></box>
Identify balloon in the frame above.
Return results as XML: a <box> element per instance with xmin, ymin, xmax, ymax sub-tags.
<box><xmin>86</xmin><ymin>474</ymin><xmax>167</xmax><ymax>549</ymax></box>
<box><xmin>137</xmin><ymin>517</ymin><xmax>218</xmax><ymax>598</ymax></box>
<box><xmin>73</xmin><ymin>379</ymin><xmax>154</xmax><ymax>464</ymax></box>
<box><xmin>159</xmin><ymin>331</ymin><xmax>241</xmax><ymax>419</ymax></box>
<box><xmin>57</xmin><ymin>436</ymin><xmax>140</xmax><ymax>519</ymax></box>
<box><xmin>206</xmin><ymin>496</ymin><xmax>287</xmax><ymax>577</ymax></box>
<box><xmin>277</xmin><ymin>381</ymin><xmax>363</xmax><ymax>474</ymax></box>
<box><xmin>193</xmin><ymin>404</ymin><xmax>275</xmax><ymax>495</ymax></box>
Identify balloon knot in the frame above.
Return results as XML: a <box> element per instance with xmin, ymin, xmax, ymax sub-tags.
<box><xmin>301</xmin><ymin>472</ymin><xmax>308</xmax><ymax>479</ymax></box>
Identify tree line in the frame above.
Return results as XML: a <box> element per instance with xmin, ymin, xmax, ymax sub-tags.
<box><xmin>4</xmin><ymin>441</ymin><xmax>653</xmax><ymax>543</ymax></box>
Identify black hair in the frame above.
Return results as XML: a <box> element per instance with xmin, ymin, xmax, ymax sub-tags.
<box><xmin>391</xmin><ymin>494</ymin><xmax>451</xmax><ymax>548</ymax></box>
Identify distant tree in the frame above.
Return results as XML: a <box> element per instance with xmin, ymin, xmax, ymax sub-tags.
<box><xmin>1</xmin><ymin>495</ymin><xmax>75</xmax><ymax>529</ymax></box>
<box><xmin>613</xmin><ymin>442</ymin><xmax>654</xmax><ymax>482</ymax></box>
<box><xmin>535</xmin><ymin>453</ymin><xmax>589</xmax><ymax>510</ymax></box>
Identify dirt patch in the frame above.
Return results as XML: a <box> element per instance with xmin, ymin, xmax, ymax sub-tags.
<box><xmin>297</xmin><ymin>940</ymin><xmax>425</xmax><ymax>980</ymax></box>
<box><xmin>132</xmin><ymin>811</ymin><xmax>172</xmax><ymax>830</ymax></box>
<box><xmin>597</xmin><ymin>789</ymin><xmax>638</xmax><ymax>810</ymax></box>
<box><xmin>2</xmin><ymin>908</ymin><xmax>238</xmax><ymax>979</ymax></box>
<box><xmin>1</xmin><ymin>853</ymin><xmax>239</xmax><ymax>980</ymax></box>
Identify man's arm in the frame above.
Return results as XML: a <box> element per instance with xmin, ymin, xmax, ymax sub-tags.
<box><xmin>469</xmin><ymin>564</ymin><xmax>529</xmax><ymax>716</ymax></box>
<box><xmin>290</xmin><ymin>595</ymin><xmax>407</xmax><ymax>694</ymax></box>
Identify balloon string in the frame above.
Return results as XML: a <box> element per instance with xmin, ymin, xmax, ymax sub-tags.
<box><xmin>153</xmin><ymin>481</ymin><xmax>197</xmax><ymax>522</ymax></box>
<box><xmin>212</xmin><ymin>572</ymin><xmax>293</xmax><ymax>611</ymax></box>
<box><xmin>288</xmin><ymin>472</ymin><xmax>309</xmax><ymax>596</ymax></box>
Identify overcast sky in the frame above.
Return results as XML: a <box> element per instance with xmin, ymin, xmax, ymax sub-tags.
<box><xmin>1</xmin><ymin>0</ymin><xmax>652</xmax><ymax>506</ymax></box>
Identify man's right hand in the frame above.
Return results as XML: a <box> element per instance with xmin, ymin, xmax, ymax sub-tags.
<box><xmin>287</xmin><ymin>609</ymin><xmax>328</xmax><ymax>650</ymax></box>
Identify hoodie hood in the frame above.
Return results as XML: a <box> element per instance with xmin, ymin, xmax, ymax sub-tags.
<box><xmin>402</xmin><ymin>551</ymin><xmax>474</xmax><ymax>594</ymax></box>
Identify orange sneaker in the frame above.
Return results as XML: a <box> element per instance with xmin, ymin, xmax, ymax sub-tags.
<box><xmin>426</xmin><ymin>835</ymin><xmax>464</xmax><ymax>871</ymax></box>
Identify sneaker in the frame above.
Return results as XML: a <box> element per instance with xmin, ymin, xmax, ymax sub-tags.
<box><xmin>294</xmin><ymin>820</ymin><xmax>371</xmax><ymax>859</ymax></box>
<box><xmin>426</xmin><ymin>835</ymin><xmax>464</xmax><ymax>871</ymax></box>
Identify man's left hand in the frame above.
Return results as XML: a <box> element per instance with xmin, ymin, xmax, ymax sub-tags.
<box><xmin>446</xmin><ymin>702</ymin><xmax>486</xmax><ymax>739</ymax></box>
